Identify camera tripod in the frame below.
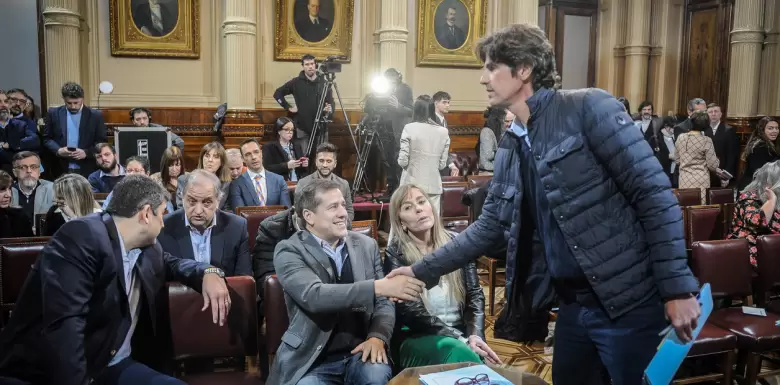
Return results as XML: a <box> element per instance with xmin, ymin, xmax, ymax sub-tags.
<box><xmin>351</xmin><ymin>115</ymin><xmax>386</xmax><ymax>201</ymax></box>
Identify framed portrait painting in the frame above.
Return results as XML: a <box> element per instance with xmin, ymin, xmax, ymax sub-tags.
<box><xmin>275</xmin><ymin>0</ymin><xmax>355</xmax><ymax>62</ymax></box>
<box><xmin>417</xmin><ymin>0</ymin><xmax>488</xmax><ymax>68</ymax></box>
<box><xmin>109</xmin><ymin>0</ymin><xmax>200</xmax><ymax>58</ymax></box>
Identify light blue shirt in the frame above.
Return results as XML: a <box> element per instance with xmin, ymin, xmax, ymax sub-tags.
<box><xmin>66</xmin><ymin>109</ymin><xmax>82</xmax><ymax>169</ymax></box>
<box><xmin>309</xmin><ymin>232</ymin><xmax>347</xmax><ymax>275</ymax></box>
<box><xmin>109</xmin><ymin>223</ymin><xmax>142</xmax><ymax>366</ymax></box>
<box><xmin>509</xmin><ymin>121</ymin><xmax>531</xmax><ymax>146</ymax></box>
<box><xmin>185</xmin><ymin>213</ymin><xmax>216</xmax><ymax>264</ymax></box>
<box><xmin>102</xmin><ymin>190</ymin><xmax>174</xmax><ymax>213</ymax></box>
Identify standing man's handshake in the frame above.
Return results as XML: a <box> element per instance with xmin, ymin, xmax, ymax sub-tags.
<box><xmin>374</xmin><ymin>275</ymin><xmax>425</xmax><ymax>301</ymax></box>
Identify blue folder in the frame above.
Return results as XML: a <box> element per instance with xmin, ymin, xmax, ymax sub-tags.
<box><xmin>643</xmin><ymin>283</ymin><xmax>713</xmax><ymax>385</ymax></box>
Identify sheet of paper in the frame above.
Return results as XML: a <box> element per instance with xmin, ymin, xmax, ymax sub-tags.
<box><xmin>742</xmin><ymin>306</ymin><xmax>767</xmax><ymax>316</ymax></box>
<box><xmin>419</xmin><ymin>364</ymin><xmax>513</xmax><ymax>385</ymax></box>
<box><xmin>643</xmin><ymin>283</ymin><xmax>713</xmax><ymax>385</ymax></box>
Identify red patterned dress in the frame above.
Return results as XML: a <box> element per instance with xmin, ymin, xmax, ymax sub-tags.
<box><xmin>728</xmin><ymin>190</ymin><xmax>780</xmax><ymax>267</ymax></box>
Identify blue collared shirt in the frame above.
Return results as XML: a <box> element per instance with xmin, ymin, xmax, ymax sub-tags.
<box><xmin>66</xmin><ymin>108</ymin><xmax>82</xmax><ymax>169</ymax></box>
<box><xmin>185</xmin><ymin>213</ymin><xmax>216</xmax><ymax>264</ymax></box>
<box><xmin>109</xmin><ymin>222</ymin><xmax>142</xmax><ymax>366</ymax></box>
<box><xmin>310</xmin><ymin>232</ymin><xmax>348</xmax><ymax>275</ymax></box>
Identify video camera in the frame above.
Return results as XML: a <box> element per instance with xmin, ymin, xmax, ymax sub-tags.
<box><xmin>318</xmin><ymin>55</ymin><xmax>347</xmax><ymax>75</ymax></box>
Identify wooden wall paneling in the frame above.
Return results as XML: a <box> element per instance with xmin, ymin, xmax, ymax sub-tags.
<box><xmin>678</xmin><ymin>0</ymin><xmax>734</xmax><ymax>115</ymax></box>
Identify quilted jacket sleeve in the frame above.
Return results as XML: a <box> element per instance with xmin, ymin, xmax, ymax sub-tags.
<box><xmin>581</xmin><ymin>88</ymin><xmax>699</xmax><ymax>299</ymax></box>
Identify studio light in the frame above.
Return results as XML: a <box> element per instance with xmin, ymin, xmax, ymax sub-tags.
<box><xmin>370</xmin><ymin>75</ymin><xmax>390</xmax><ymax>95</ymax></box>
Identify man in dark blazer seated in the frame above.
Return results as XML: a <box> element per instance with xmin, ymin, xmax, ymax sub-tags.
<box><xmin>229</xmin><ymin>138</ymin><xmax>291</xmax><ymax>210</ymax></box>
<box><xmin>42</xmin><ymin>82</ymin><xmax>107</xmax><ymax>178</ymax></box>
<box><xmin>158</xmin><ymin>169</ymin><xmax>252</xmax><ymax>277</ymax></box>
<box><xmin>0</xmin><ymin>175</ymin><xmax>231</xmax><ymax>385</ymax></box>
<box><xmin>0</xmin><ymin>91</ymin><xmax>39</xmax><ymax>173</ymax></box>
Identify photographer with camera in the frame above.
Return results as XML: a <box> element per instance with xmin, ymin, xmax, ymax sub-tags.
<box><xmin>378</xmin><ymin>68</ymin><xmax>413</xmax><ymax>197</ymax></box>
<box><xmin>273</xmin><ymin>54</ymin><xmax>334</xmax><ymax>157</ymax></box>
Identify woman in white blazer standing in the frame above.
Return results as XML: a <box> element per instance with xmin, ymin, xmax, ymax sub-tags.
<box><xmin>398</xmin><ymin>95</ymin><xmax>451</xmax><ymax>213</ymax></box>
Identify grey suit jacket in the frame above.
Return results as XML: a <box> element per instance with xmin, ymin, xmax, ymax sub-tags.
<box><xmin>398</xmin><ymin>121</ymin><xmax>451</xmax><ymax>195</ymax></box>
<box><xmin>269</xmin><ymin>230</ymin><xmax>394</xmax><ymax>385</ymax></box>
<box><xmin>156</xmin><ymin>209</ymin><xmax>252</xmax><ymax>277</ymax></box>
<box><xmin>11</xmin><ymin>180</ymin><xmax>54</xmax><ymax>216</ymax></box>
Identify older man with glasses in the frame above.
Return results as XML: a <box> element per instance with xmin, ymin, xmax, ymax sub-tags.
<box><xmin>10</xmin><ymin>151</ymin><xmax>53</xmax><ymax>226</ymax></box>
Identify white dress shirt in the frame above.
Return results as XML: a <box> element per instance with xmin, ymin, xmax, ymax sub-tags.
<box><xmin>109</xmin><ymin>227</ymin><xmax>142</xmax><ymax>366</ymax></box>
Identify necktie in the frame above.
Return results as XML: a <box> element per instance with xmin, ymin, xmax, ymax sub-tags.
<box><xmin>314</xmin><ymin>18</ymin><xmax>319</xmax><ymax>25</ymax></box>
<box><xmin>254</xmin><ymin>175</ymin><xmax>266</xmax><ymax>206</ymax></box>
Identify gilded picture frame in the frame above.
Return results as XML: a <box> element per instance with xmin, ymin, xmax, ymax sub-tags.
<box><xmin>417</xmin><ymin>0</ymin><xmax>488</xmax><ymax>68</ymax></box>
<box><xmin>109</xmin><ymin>0</ymin><xmax>200</xmax><ymax>58</ymax></box>
<box><xmin>274</xmin><ymin>0</ymin><xmax>355</xmax><ymax>62</ymax></box>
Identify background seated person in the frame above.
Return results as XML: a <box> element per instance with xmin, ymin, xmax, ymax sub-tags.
<box><xmin>158</xmin><ymin>169</ymin><xmax>252</xmax><ymax>277</ymax></box>
<box><xmin>102</xmin><ymin>156</ymin><xmax>173</xmax><ymax>213</ymax></box>
<box><xmin>268</xmin><ymin>179</ymin><xmax>425</xmax><ymax>385</ymax></box>
<box><xmin>11</xmin><ymin>151</ymin><xmax>54</xmax><ymax>225</ymax></box>
<box><xmin>44</xmin><ymin>173</ymin><xmax>102</xmax><ymax>236</ymax></box>
<box><xmin>0</xmin><ymin>170</ymin><xmax>34</xmax><ymax>238</ymax></box>
<box><xmin>151</xmin><ymin>146</ymin><xmax>187</xmax><ymax>207</ymax></box>
<box><xmin>225</xmin><ymin>148</ymin><xmax>245</xmax><ymax>181</ymax></box>
<box><xmin>87</xmin><ymin>143</ymin><xmax>125</xmax><ymax>193</ymax></box>
<box><xmin>728</xmin><ymin>160</ymin><xmax>780</xmax><ymax>267</ymax></box>
<box><xmin>0</xmin><ymin>175</ymin><xmax>230</xmax><ymax>385</ymax></box>
<box><xmin>129</xmin><ymin>107</ymin><xmax>185</xmax><ymax>150</ymax></box>
<box><xmin>384</xmin><ymin>184</ymin><xmax>500</xmax><ymax>368</ymax></box>
<box><xmin>263</xmin><ymin>117</ymin><xmax>309</xmax><ymax>182</ymax></box>
<box><xmin>228</xmin><ymin>138</ymin><xmax>290</xmax><ymax>210</ymax></box>
<box><xmin>296</xmin><ymin>142</ymin><xmax>353</xmax><ymax>224</ymax></box>
<box><xmin>176</xmin><ymin>142</ymin><xmax>232</xmax><ymax>210</ymax></box>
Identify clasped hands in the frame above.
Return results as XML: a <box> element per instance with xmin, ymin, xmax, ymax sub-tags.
<box><xmin>57</xmin><ymin>147</ymin><xmax>86</xmax><ymax>160</ymax></box>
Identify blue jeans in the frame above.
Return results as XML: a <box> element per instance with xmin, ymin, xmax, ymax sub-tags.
<box><xmin>95</xmin><ymin>358</ymin><xmax>186</xmax><ymax>385</ymax></box>
<box><xmin>552</xmin><ymin>293</ymin><xmax>667</xmax><ymax>385</ymax></box>
<box><xmin>297</xmin><ymin>353</ymin><xmax>392</xmax><ymax>385</ymax></box>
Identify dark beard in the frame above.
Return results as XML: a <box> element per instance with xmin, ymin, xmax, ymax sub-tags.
<box><xmin>99</xmin><ymin>159</ymin><xmax>117</xmax><ymax>173</ymax></box>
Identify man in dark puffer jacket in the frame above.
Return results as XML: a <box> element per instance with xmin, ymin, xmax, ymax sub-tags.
<box><xmin>387</xmin><ymin>24</ymin><xmax>700</xmax><ymax>385</ymax></box>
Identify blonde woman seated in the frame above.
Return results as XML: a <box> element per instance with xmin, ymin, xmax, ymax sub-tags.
<box><xmin>44</xmin><ymin>174</ymin><xmax>102</xmax><ymax>236</ymax></box>
<box><xmin>383</xmin><ymin>184</ymin><xmax>501</xmax><ymax>368</ymax></box>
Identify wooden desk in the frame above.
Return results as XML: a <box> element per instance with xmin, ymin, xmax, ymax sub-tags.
<box><xmin>388</xmin><ymin>362</ymin><xmax>548</xmax><ymax>385</ymax></box>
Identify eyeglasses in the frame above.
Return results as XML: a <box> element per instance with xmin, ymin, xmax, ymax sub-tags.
<box><xmin>455</xmin><ymin>374</ymin><xmax>489</xmax><ymax>385</ymax></box>
<box><xmin>280</xmin><ymin>128</ymin><xmax>295</xmax><ymax>133</ymax></box>
<box><xmin>13</xmin><ymin>165</ymin><xmax>40</xmax><ymax>172</ymax></box>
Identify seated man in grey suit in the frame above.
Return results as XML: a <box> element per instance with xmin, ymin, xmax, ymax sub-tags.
<box><xmin>269</xmin><ymin>178</ymin><xmax>425</xmax><ymax>385</ymax></box>
<box><xmin>10</xmin><ymin>151</ymin><xmax>53</xmax><ymax>225</ymax></box>
<box><xmin>229</xmin><ymin>138</ymin><xmax>290</xmax><ymax>211</ymax></box>
<box><xmin>158</xmin><ymin>169</ymin><xmax>252</xmax><ymax>277</ymax></box>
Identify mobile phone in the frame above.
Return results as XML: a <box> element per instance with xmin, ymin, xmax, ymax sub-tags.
<box><xmin>299</xmin><ymin>157</ymin><xmax>308</xmax><ymax>161</ymax></box>
<box><xmin>67</xmin><ymin>147</ymin><xmax>77</xmax><ymax>152</ymax></box>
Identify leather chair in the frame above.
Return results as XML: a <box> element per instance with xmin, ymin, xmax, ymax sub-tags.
<box><xmin>685</xmin><ymin>205</ymin><xmax>723</xmax><ymax>249</ymax></box>
<box><xmin>168</xmin><ymin>276</ymin><xmax>260</xmax><ymax>384</ymax></box>
<box><xmin>0</xmin><ymin>237</ymin><xmax>50</xmax><ymax>326</ymax></box>
<box><xmin>722</xmin><ymin>203</ymin><xmax>735</xmax><ymax>237</ymax></box>
<box><xmin>756</xmin><ymin>234</ymin><xmax>780</xmax><ymax>307</ymax></box>
<box><xmin>466</xmin><ymin>175</ymin><xmax>492</xmax><ymax>191</ymax></box>
<box><xmin>351</xmin><ymin>220</ymin><xmax>378</xmax><ymax>241</ymax></box>
<box><xmin>694</xmin><ymin>239</ymin><xmax>780</xmax><ymax>385</ymax></box>
<box><xmin>94</xmin><ymin>192</ymin><xmax>109</xmax><ymax>206</ymax></box>
<box><xmin>441</xmin><ymin>182</ymin><xmax>469</xmax><ymax>233</ymax></box>
<box><xmin>707</xmin><ymin>188</ymin><xmax>735</xmax><ymax>205</ymax></box>
<box><xmin>263</xmin><ymin>275</ymin><xmax>288</xmax><ymax>368</ymax></box>
<box><xmin>441</xmin><ymin>175</ymin><xmax>464</xmax><ymax>183</ymax></box>
<box><xmin>673</xmin><ymin>188</ymin><xmax>702</xmax><ymax>206</ymax></box>
<box><xmin>286</xmin><ymin>182</ymin><xmax>296</xmax><ymax>206</ymax></box>
<box><xmin>236</xmin><ymin>206</ymin><xmax>288</xmax><ymax>251</ymax></box>
<box><xmin>34</xmin><ymin>214</ymin><xmax>48</xmax><ymax>237</ymax></box>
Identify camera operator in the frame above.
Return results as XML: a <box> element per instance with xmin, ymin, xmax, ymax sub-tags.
<box><xmin>273</xmin><ymin>54</ymin><xmax>334</xmax><ymax>156</ymax></box>
<box><xmin>378</xmin><ymin>68</ymin><xmax>413</xmax><ymax>197</ymax></box>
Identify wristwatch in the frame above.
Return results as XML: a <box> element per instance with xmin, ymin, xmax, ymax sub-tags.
<box><xmin>204</xmin><ymin>267</ymin><xmax>225</xmax><ymax>278</ymax></box>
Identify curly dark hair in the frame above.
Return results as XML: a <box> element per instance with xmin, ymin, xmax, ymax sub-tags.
<box><xmin>61</xmin><ymin>82</ymin><xmax>84</xmax><ymax>99</ymax></box>
<box><xmin>476</xmin><ymin>23</ymin><xmax>560</xmax><ymax>91</ymax></box>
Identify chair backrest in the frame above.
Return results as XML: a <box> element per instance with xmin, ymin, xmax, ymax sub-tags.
<box><xmin>466</xmin><ymin>175</ymin><xmax>492</xmax><ymax>190</ymax></box>
<box><xmin>0</xmin><ymin>237</ymin><xmax>50</xmax><ymax>325</ymax></box>
<box><xmin>722</xmin><ymin>202</ymin><xmax>735</xmax><ymax>236</ymax></box>
<box><xmin>168</xmin><ymin>276</ymin><xmax>258</xmax><ymax>359</ymax></box>
<box><xmin>685</xmin><ymin>205</ymin><xmax>723</xmax><ymax>248</ymax></box>
<box><xmin>441</xmin><ymin>175</ymin><xmax>465</xmax><ymax>183</ymax></box>
<box><xmin>237</xmin><ymin>205</ymin><xmax>288</xmax><ymax>251</ymax></box>
<box><xmin>264</xmin><ymin>275</ymin><xmax>289</xmax><ymax>356</ymax></box>
<box><xmin>755</xmin><ymin>234</ymin><xmax>780</xmax><ymax>294</ymax></box>
<box><xmin>673</xmin><ymin>188</ymin><xmax>702</xmax><ymax>206</ymax></box>
<box><xmin>352</xmin><ymin>220</ymin><xmax>378</xmax><ymax>241</ymax></box>
<box><xmin>287</xmin><ymin>182</ymin><xmax>297</xmax><ymax>206</ymax></box>
<box><xmin>34</xmin><ymin>214</ymin><xmax>48</xmax><ymax>237</ymax></box>
<box><xmin>441</xmin><ymin>182</ymin><xmax>468</xmax><ymax>231</ymax></box>
<box><xmin>691</xmin><ymin>239</ymin><xmax>753</xmax><ymax>298</ymax></box>
<box><xmin>707</xmin><ymin>188</ymin><xmax>735</xmax><ymax>205</ymax></box>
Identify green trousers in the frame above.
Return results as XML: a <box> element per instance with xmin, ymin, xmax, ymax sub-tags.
<box><xmin>398</xmin><ymin>334</ymin><xmax>482</xmax><ymax>369</ymax></box>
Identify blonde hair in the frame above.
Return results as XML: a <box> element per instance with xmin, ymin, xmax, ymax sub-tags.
<box><xmin>54</xmin><ymin>174</ymin><xmax>97</xmax><ymax>218</ymax></box>
<box><xmin>388</xmin><ymin>184</ymin><xmax>465</xmax><ymax>308</ymax></box>
<box><xmin>197</xmin><ymin>142</ymin><xmax>232</xmax><ymax>183</ymax></box>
